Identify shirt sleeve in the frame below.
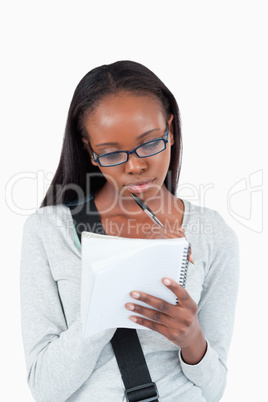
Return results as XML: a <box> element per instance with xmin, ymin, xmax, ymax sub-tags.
<box><xmin>179</xmin><ymin>213</ymin><xmax>240</xmax><ymax>401</ymax></box>
<box><xmin>20</xmin><ymin>213</ymin><xmax>116</xmax><ymax>402</ymax></box>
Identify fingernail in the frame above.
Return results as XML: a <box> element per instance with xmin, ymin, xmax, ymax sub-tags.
<box><xmin>129</xmin><ymin>316</ymin><xmax>137</xmax><ymax>322</ymax></box>
<box><xmin>126</xmin><ymin>303</ymin><xmax>135</xmax><ymax>310</ymax></box>
<box><xmin>163</xmin><ymin>278</ymin><xmax>171</xmax><ymax>286</ymax></box>
<box><xmin>131</xmin><ymin>291</ymin><xmax>140</xmax><ymax>299</ymax></box>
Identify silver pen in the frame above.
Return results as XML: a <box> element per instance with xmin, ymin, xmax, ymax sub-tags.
<box><xmin>131</xmin><ymin>193</ymin><xmax>164</xmax><ymax>227</ymax></box>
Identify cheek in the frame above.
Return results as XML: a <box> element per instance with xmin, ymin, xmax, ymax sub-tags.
<box><xmin>156</xmin><ymin>149</ymin><xmax>172</xmax><ymax>172</ymax></box>
<box><xmin>98</xmin><ymin>167</ymin><xmax>122</xmax><ymax>186</ymax></box>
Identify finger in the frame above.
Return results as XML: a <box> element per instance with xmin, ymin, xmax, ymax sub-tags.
<box><xmin>128</xmin><ymin>314</ymin><xmax>184</xmax><ymax>346</ymax></box>
<box><xmin>125</xmin><ymin>303</ymin><xmax>172</xmax><ymax>327</ymax></box>
<box><xmin>130</xmin><ymin>290</ymin><xmax>175</xmax><ymax>315</ymax></box>
<box><xmin>187</xmin><ymin>244</ymin><xmax>195</xmax><ymax>264</ymax></box>
<box><xmin>162</xmin><ymin>278</ymin><xmax>191</xmax><ymax>304</ymax></box>
<box><xmin>128</xmin><ymin>314</ymin><xmax>167</xmax><ymax>334</ymax></box>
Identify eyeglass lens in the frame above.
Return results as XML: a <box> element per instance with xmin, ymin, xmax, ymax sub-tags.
<box><xmin>99</xmin><ymin>138</ymin><xmax>166</xmax><ymax>166</ymax></box>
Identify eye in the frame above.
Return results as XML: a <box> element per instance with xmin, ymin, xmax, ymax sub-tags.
<box><xmin>103</xmin><ymin>153</ymin><xmax>120</xmax><ymax>161</ymax></box>
<box><xmin>100</xmin><ymin>152</ymin><xmax>127</xmax><ymax>165</ymax></box>
<box><xmin>141</xmin><ymin>140</ymin><xmax>161</xmax><ymax>149</ymax></box>
<box><xmin>142</xmin><ymin>140</ymin><xmax>161</xmax><ymax>151</ymax></box>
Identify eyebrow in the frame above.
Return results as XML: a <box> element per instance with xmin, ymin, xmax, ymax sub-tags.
<box><xmin>94</xmin><ymin>128</ymin><xmax>160</xmax><ymax>148</ymax></box>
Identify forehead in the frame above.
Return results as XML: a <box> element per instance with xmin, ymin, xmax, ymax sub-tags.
<box><xmin>83</xmin><ymin>93</ymin><xmax>166</xmax><ymax>137</ymax></box>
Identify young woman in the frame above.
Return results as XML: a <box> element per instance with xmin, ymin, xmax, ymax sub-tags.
<box><xmin>20</xmin><ymin>61</ymin><xmax>239</xmax><ymax>401</ymax></box>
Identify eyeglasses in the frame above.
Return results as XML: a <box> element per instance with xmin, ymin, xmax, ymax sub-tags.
<box><xmin>91</xmin><ymin>124</ymin><xmax>169</xmax><ymax>167</ymax></box>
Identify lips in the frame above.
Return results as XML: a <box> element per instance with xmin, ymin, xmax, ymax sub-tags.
<box><xmin>125</xmin><ymin>179</ymin><xmax>155</xmax><ymax>193</ymax></box>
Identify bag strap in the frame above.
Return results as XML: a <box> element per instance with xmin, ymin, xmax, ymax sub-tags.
<box><xmin>68</xmin><ymin>196</ymin><xmax>159</xmax><ymax>402</ymax></box>
<box><xmin>111</xmin><ymin>328</ymin><xmax>159</xmax><ymax>402</ymax></box>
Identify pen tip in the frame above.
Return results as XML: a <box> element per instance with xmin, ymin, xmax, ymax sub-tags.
<box><xmin>153</xmin><ymin>216</ymin><xmax>164</xmax><ymax>227</ymax></box>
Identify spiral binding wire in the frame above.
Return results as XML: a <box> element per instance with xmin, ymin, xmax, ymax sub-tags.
<box><xmin>175</xmin><ymin>245</ymin><xmax>190</xmax><ymax>304</ymax></box>
<box><xmin>179</xmin><ymin>245</ymin><xmax>190</xmax><ymax>288</ymax></box>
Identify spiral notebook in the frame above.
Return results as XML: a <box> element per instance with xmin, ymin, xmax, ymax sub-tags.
<box><xmin>81</xmin><ymin>232</ymin><xmax>190</xmax><ymax>337</ymax></box>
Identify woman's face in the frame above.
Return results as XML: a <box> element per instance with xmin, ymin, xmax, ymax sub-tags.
<box><xmin>82</xmin><ymin>92</ymin><xmax>174</xmax><ymax>202</ymax></box>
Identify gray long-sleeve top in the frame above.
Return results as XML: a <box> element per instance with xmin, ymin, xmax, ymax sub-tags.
<box><xmin>20</xmin><ymin>198</ymin><xmax>239</xmax><ymax>401</ymax></box>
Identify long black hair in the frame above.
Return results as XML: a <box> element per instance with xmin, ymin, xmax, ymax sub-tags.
<box><xmin>41</xmin><ymin>60</ymin><xmax>182</xmax><ymax>207</ymax></box>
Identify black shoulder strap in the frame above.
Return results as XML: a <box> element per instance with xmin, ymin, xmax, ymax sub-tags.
<box><xmin>69</xmin><ymin>196</ymin><xmax>159</xmax><ymax>402</ymax></box>
<box><xmin>111</xmin><ymin>329</ymin><xmax>159</xmax><ymax>402</ymax></box>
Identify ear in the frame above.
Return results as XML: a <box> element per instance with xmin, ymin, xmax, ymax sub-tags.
<box><xmin>168</xmin><ymin>114</ymin><xmax>174</xmax><ymax>146</ymax></box>
<box><xmin>82</xmin><ymin>138</ymin><xmax>98</xmax><ymax>166</ymax></box>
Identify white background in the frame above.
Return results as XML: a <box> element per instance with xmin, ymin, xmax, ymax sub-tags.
<box><xmin>1</xmin><ymin>1</ymin><xmax>267</xmax><ymax>400</ymax></box>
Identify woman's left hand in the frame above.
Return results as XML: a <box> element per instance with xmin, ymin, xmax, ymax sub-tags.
<box><xmin>125</xmin><ymin>277</ymin><xmax>207</xmax><ymax>365</ymax></box>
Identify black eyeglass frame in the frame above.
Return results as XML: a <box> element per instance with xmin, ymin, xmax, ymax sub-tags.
<box><xmin>91</xmin><ymin>124</ymin><xmax>169</xmax><ymax>167</ymax></box>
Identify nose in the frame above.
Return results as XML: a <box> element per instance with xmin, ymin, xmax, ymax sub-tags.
<box><xmin>124</xmin><ymin>153</ymin><xmax>147</xmax><ymax>175</ymax></box>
